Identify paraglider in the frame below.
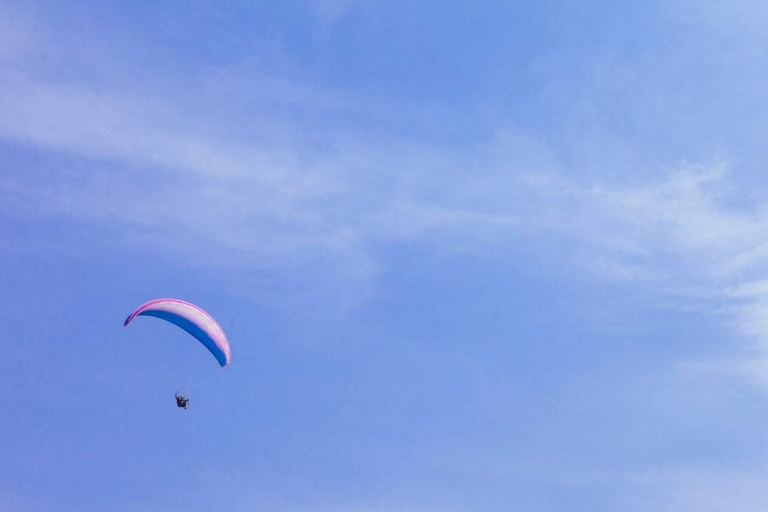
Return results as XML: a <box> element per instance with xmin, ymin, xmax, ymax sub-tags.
<box><xmin>124</xmin><ymin>298</ymin><xmax>231</xmax><ymax>408</ymax></box>
<box><xmin>175</xmin><ymin>392</ymin><xmax>190</xmax><ymax>409</ymax></box>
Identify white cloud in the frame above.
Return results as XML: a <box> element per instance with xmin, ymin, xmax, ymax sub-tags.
<box><xmin>309</xmin><ymin>0</ymin><xmax>357</xmax><ymax>26</ymax></box>
<box><xmin>5</xmin><ymin>0</ymin><xmax>768</xmax><ymax>390</ymax></box>
<box><xmin>619</xmin><ymin>465</ymin><xmax>768</xmax><ymax>512</ymax></box>
<box><xmin>668</xmin><ymin>0</ymin><xmax>768</xmax><ymax>44</ymax></box>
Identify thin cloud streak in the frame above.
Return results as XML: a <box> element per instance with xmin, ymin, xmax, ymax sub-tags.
<box><xmin>4</xmin><ymin>5</ymin><xmax>768</xmax><ymax>391</ymax></box>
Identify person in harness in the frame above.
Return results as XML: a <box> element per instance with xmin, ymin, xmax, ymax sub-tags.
<box><xmin>175</xmin><ymin>392</ymin><xmax>190</xmax><ymax>409</ymax></box>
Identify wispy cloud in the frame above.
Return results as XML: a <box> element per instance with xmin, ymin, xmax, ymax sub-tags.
<box><xmin>518</xmin><ymin>164</ymin><xmax>768</xmax><ymax>385</ymax></box>
<box><xmin>5</xmin><ymin>0</ymin><xmax>768</xmax><ymax>387</ymax></box>
<box><xmin>309</xmin><ymin>0</ymin><xmax>358</xmax><ymax>27</ymax></box>
<box><xmin>617</xmin><ymin>465</ymin><xmax>768</xmax><ymax>512</ymax></box>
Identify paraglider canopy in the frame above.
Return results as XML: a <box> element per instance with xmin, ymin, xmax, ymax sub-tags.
<box><xmin>124</xmin><ymin>298</ymin><xmax>232</xmax><ymax>367</ymax></box>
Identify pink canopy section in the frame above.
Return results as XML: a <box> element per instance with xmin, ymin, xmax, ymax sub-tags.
<box><xmin>124</xmin><ymin>298</ymin><xmax>232</xmax><ymax>367</ymax></box>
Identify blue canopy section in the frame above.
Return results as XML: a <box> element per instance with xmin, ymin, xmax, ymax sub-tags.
<box><xmin>136</xmin><ymin>309</ymin><xmax>229</xmax><ymax>367</ymax></box>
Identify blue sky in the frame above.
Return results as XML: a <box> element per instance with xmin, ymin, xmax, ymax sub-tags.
<box><xmin>3</xmin><ymin>1</ymin><xmax>768</xmax><ymax>510</ymax></box>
